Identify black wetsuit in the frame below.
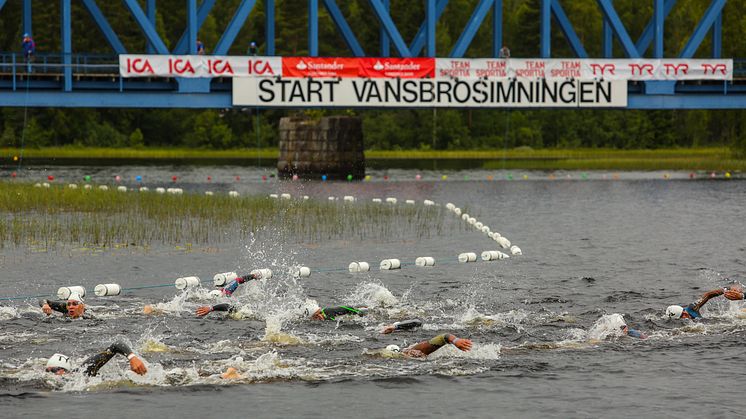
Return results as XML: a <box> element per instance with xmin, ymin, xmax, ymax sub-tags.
<box><xmin>391</xmin><ymin>319</ymin><xmax>423</xmax><ymax>331</ymax></box>
<box><xmin>319</xmin><ymin>306</ymin><xmax>367</xmax><ymax>320</ymax></box>
<box><xmin>210</xmin><ymin>303</ymin><xmax>238</xmax><ymax>314</ymax></box>
<box><xmin>74</xmin><ymin>341</ymin><xmax>134</xmax><ymax>376</ymax></box>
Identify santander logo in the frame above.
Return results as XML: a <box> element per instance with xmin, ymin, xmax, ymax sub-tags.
<box><xmin>296</xmin><ymin>60</ymin><xmax>308</xmax><ymax>70</ymax></box>
<box><xmin>373</xmin><ymin>61</ymin><xmax>384</xmax><ymax>71</ymax></box>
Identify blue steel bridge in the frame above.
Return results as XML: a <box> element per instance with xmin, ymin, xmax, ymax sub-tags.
<box><xmin>0</xmin><ymin>0</ymin><xmax>744</xmax><ymax>109</ymax></box>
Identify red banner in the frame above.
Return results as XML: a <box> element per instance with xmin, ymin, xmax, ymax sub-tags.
<box><xmin>282</xmin><ymin>57</ymin><xmax>360</xmax><ymax>78</ymax></box>
<box><xmin>358</xmin><ymin>58</ymin><xmax>435</xmax><ymax>78</ymax></box>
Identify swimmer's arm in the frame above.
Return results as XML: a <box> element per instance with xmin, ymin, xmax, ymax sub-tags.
<box><xmin>222</xmin><ymin>274</ymin><xmax>258</xmax><ymax>296</ymax></box>
<box><xmin>238</xmin><ymin>273</ymin><xmax>258</xmax><ymax>283</ymax></box>
<box><xmin>408</xmin><ymin>334</ymin><xmax>466</xmax><ymax>356</ymax></box>
<box><xmin>323</xmin><ymin>306</ymin><xmax>367</xmax><ymax>320</ymax></box>
<box><xmin>692</xmin><ymin>289</ymin><xmax>725</xmax><ymax>311</ymax></box>
<box><xmin>383</xmin><ymin>319</ymin><xmax>423</xmax><ymax>333</ymax></box>
<box><xmin>626</xmin><ymin>328</ymin><xmax>647</xmax><ymax>339</ymax></box>
<box><xmin>196</xmin><ymin>304</ymin><xmax>234</xmax><ymax>316</ymax></box>
<box><xmin>39</xmin><ymin>299</ymin><xmax>67</xmax><ymax>315</ymax></box>
<box><xmin>81</xmin><ymin>341</ymin><xmax>133</xmax><ymax>376</ymax></box>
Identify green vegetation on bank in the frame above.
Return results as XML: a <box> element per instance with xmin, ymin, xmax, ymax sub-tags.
<box><xmin>3</xmin><ymin>147</ymin><xmax>744</xmax><ymax>171</ymax></box>
<box><xmin>0</xmin><ymin>183</ymin><xmax>449</xmax><ymax>248</ymax></box>
<box><xmin>2</xmin><ymin>1</ymin><xmax>746</xmax><ymax>156</ymax></box>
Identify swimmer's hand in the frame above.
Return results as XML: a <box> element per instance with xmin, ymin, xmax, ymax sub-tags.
<box><xmin>452</xmin><ymin>338</ymin><xmax>473</xmax><ymax>352</ymax></box>
<box><xmin>725</xmin><ymin>289</ymin><xmax>744</xmax><ymax>301</ymax></box>
<box><xmin>381</xmin><ymin>325</ymin><xmax>395</xmax><ymax>334</ymax></box>
<box><xmin>196</xmin><ymin>306</ymin><xmax>213</xmax><ymax>317</ymax></box>
<box><xmin>128</xmin><ymin>354</ymin><xmax>147</xmax><ymax>375</ymax></box>
<box><xmin>42</xmin><ymin>303</ymin><xmax>52</xmax><ymax>315</ymax></box>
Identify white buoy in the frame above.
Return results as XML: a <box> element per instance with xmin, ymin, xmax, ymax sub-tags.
<box><xmin>213</xmin><ymin>272</ymin><xmax>237</xmax><ymax>287</ymax></box>
<box><xmin>139</xmin><ymin>187</ymin><xmax>149</xmax><ymax>192</ymax></box>
<box><xmin>380</xmin><ymin>258</ymin><xmax>401</xmax><ymax>270</ymax></box>
<box><xmin>208</xmin><ymin>290</ymin><xmax>223</xmax><ymax>298</ymax></box>
<box><xmin>175</xmin><ymin>276</ymin><xmax>201</xmax><ymax>290</ymax></box>
<box><xmin>496</xmin><ymin>237</ymin><xmax>511</xmax><ymax>249</ymax></box>
<box><xmin>57</xmin><ymin>286</ymin><xmax>86</xmax><ymax>300</ymax></box>
<box><xmin>42</xmin><ymin>182</ymin><xmax>50</xmax><ymax>188</ymax></box>
<box><xmin>475</xmin><ymin>221</ymin><xmax>484</xmax><ymax>229</ymax></box>
<box><xmin>117</xmin><ymin>186</ymin><xmax>127</xmax><ymax>192</ymax></box>
<box><xmin>328</xmin><ymin>196</ymin><xmax>336</xmax><ymax>201</ymax></box>
<box><xmin>510</xmin><ymin>245</ymin><xmax>523</xmax><ymax>255</ymax></box>
<box><xmin>343</xmin><ymin>196</ymin><xmax>355</xmax><ymax>202</ymax></box>
<box><xmin>372</xmin><ymin>198</ymin><xmax>382</xmax><ymax>203</ymax></box>
<box><xmin>461</xmin><ymin>213</ymin><xmax>469</xmax><ymax>221</ymax></box>
<box><xmin>269</xmin><ymin>194</ymin><xmax>279</xmax><ymax>199</ymax></box>
<box><xmin>303</xmin><ymin>195</ymin><xmax>309</xmax><ymax>200</ymax></box>
<box><xmin>481</xmin><ymin>226</ymin><xmax>491</xmax><ymax>234</ymax></box>
<box><xmin>250</xmin><ymin>268</ymin><xmax>272</xmax><ymax>279</ymax></box>
<box><xmin>205</xmin><ymin>191</ymin><xmax>213</xmax><ymax>196</ymax></box>
<box><xmin>415</xmin><ymin>256</ymin><xmax>435</xmax><ymax>267</ymax></box>
<box><xmin>280</xmin><ymin>193</ymin><xmax>291</xmax><ymax>199</ymax></box>
<box><xmin>94</xmin><ymin>283</ymin><xmax>121</xmax><ymax>297</ymax></box>
<box><xmin>497</xmin><ymin>251</ymin><xmax>510</xmax><ymax>259</ymax></box>
<box><xmin>67</xmin><ymin>184</ymin><xmax>78</xmax><ymax>189</ymax></box>
<box><xmin>348</xmin><ymin>262</ymin><xmax>370</xmax><ymax>273</ymax></box>
<box><xmin>481</xmin><ymin>251</ymin><xmax>501</xmax><ymax>261</ymax></box>
<box><xmin>454</xmin><ymin>208</ymin><xmax>462</xmax><ymax>216</ymax></box>
<box><xmin>166</xmin><ymin>188</ymin><xmax>176</xmax><ymax>194</ymax></box>
<box><xmin>405</xmin><ymin>200</ymin><xmax>415</xmax><ymax>205</ymax></box>
<box><xmin>458</xmin><ymin>252</ymin><xmax>478</xmax><ymax>263</ymax></box>
<box><xmin>228</xmin><ymin>191</ymin><xmax>239</xmax><ymax>197</ymax></box>
<box><xmin>423</xmin><ymin>200</ymin><xmax>435</xmax><ymax>206</ymax></box>
<box><xmin>98</xmin><ymin>185</ymin><xmax>108</xmax><ymax>191</ymax></box>
<box><xmin>492</xmin><ymin>231</ymin><xmax>502</xmax><ymax>238</ymax></box>
<box><xmin>385</xmin><ymin>197</ymin><xmax>397</xmax><ymax>204</ymax></box>
<box><xmin>468</xmin><ymin>217</ymin><xmax>477</xmax><ymax>225</ymax></box>
<box><xmin>83</xmin><ymin>184</ymin><xmax>92</xmax><ymax>190</ymax></box>
<box><xmin>34</xmin><ymin>183</ymin><xmax>42</xmax><ymax>188</ymax></box>
<box><xmin>294</xmin><ymin>266</ymin><xmax>311</xmax><ymax>278</ymax></box>
<box><xmin>174</xmin><ymin>188</ymin><xmax>183</xmax><ymax>195</ymax></box>
<box><xmin>446</xmin><ymin>203</ymin><xmax>456</xmax><ymax>211</ymax></box>
<box><xmin>156</xmin><ymin>187</ymin><xmax>166</xmax><ymax>194</ymax></box>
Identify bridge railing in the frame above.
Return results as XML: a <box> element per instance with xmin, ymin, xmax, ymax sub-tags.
<box><xmin>0</xmin><ymin>52</ymin><xmax>120</xmax><ymax>76</ymax></box>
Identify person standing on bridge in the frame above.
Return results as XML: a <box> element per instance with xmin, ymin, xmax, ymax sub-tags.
<box><xmin>247</xmin><ymin>41</ymin><xmax>258</xmax><ymax>56</ymax></box>
<box><xmin>498</xmin><ymin>45</ymin><xmax>510</xmax><ymax>59</ymax></box>
<box><xmin>22</xmin><ymin>33</ymin><xmax>35</xmax><ymax>61</ymax></box>
<box><xmin>196</xmin><ymin>39</ymin><xmax>205</xmax><ymax>55</ymax></box>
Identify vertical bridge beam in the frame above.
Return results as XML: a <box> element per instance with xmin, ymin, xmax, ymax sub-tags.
<box><xmin>380</xmin><ymin>0</ymin><xmax>389</xmax><ymax>56</ymax></box>
<box><xmin>173</xmin><ymin>0</ymin><xmax>215</xmax><ymax>54</ymax></box>
<box><xmin>23</xmin><ymin>0</ymin><xmax>32</xmax><ymax>36</ymax></box>
<box><xmin>265</xmin><ymin>0</ymin><xmax>275</xmax><ymax>55</ymax></box>
<box><xmin>146</xmin><ymin>0</ymin><xmax>156</xmax><ymax>54</ymax></box>
<box><xmin>308</xmin><ymin>0</ymin><xmax>318</xmax><ymax>56</ymax></box>
<box><xmin>492</xmin><ymin>0</ymin><xmax>502</xmax><ymax>58</ymax></box>
<box><xmin>187</xmin><ymin>0</ymin><xmax>197</xmax><ymax>54</ymax></box>
<box><xmin>61</xmin><ymin>0</ymin><xmax>72</xmax><ymax>91</ymax></box>
<box><xmin>653</xmin><ymin>0</ymin><xmax>664</xmax><ymax>58</ymax></box>
<box><xmin>409</xmin><ymin>0</ymin><xmax>448</xmax><ymax>57</ymax></box>
<box><xmin>540</xmin><ymin>0</ymin><xmax>550</xmax><ymax>57</ymax></box>
<box><xmin>426</xmin><ymin>0</ymin><xmax>435</xmax><ymax>57</ymax></box>
<box><xmin>635</xmin><ymin>0</ymin><xmax>675</xmax><ymax>56</ymax></box>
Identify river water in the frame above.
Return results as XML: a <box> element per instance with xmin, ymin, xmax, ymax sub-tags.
<box><xmin>1</xmin><ymin>165</ymin><xmax>745</xmax><ymax>418</ymax></box>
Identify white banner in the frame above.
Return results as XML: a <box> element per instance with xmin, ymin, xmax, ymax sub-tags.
<box><xmin>233</xmin><ymin>77</ymin><xmax>627</xmax><ymax>108</ymax></box>
<box><xmin>119</xmin><ymin>55</ymin><xmax>282</xmax><ymax>78</ymax></box>
<box><xmin>436</xmin><ymin>58</ymin><xmax>733</xmax><ymax>81</ymax></box>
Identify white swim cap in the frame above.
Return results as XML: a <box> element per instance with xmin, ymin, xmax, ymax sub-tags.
<box><xmin>666</xmin><ymin>305</ymin><xmax>684</xmax><ymax>318</ymax></box>
<box><xmin>385</xmin><ymin>345</ymin><xmax>400</xmax><ymax>352</ymax></box>
<box><xmin>67</xmin><ymin>293</ymin><xmax>83</xmax><ymax>302</ymax></box>
<box><xmin>46</xmin><ymin>353</ymin><xmax>71</xmax><ymax>371</ymax></box>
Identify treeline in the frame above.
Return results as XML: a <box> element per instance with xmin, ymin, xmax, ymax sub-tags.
<box><xmin>1</xmin><ymin>0</ymin><xmax>746</xmax><ymax>154</ymax></box>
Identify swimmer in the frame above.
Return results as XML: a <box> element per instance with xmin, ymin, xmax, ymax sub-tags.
<box><xmin>381</xmin><ymin>319</ymin><xmax>423</xmax><ymax>334</ymax></box>
<box><xmin>388</xmin><ymin>333</ymin><xmax>472</xmax><ymax>358</ymax></box>
<box><xmin>219</xmin><ymin>272</ymin><xmax>260</xmax><ymax>296</ymax></box>
<box><xmin>39</xmin><ymin>293</ymin><xmax>89</xmax><ymax>319</ymax></box>
<box><xmin>311</xmin><ymin>306</ymin><xmax>368</xmax><ymax>321</ymax></box>
<box><xmin>45</xmin><ymin>341</ymin><xmax>147</xmax><ymax>376</ymax></box>
<box><xmin>665</xmin><ymin>287</ymin><xmax>734</xmax><ymax>319</ymax></box>
<box><xmin>620</xmin><ymin>323</ymin><xmax>646</xmax><ymax>339</ymax></box>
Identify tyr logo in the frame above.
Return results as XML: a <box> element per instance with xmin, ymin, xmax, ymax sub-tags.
<box><xmin>663</xmin><ymin>63</ymin><xmax>689</xmax><ymax>76</ymax></box>
<box><xmin>590</xmin><ymin>63</ymin><xmax>616</xmax><ymax>76</ymax></box>
<box><xmin>702</xmin><ymin>63</ymin><xmax>727</xmax><ymax>75</ymax></box>
<box><xmin>629</xmin><ymin>63</ymin><xmax>654</xmax><ymax>76</ymax></box>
